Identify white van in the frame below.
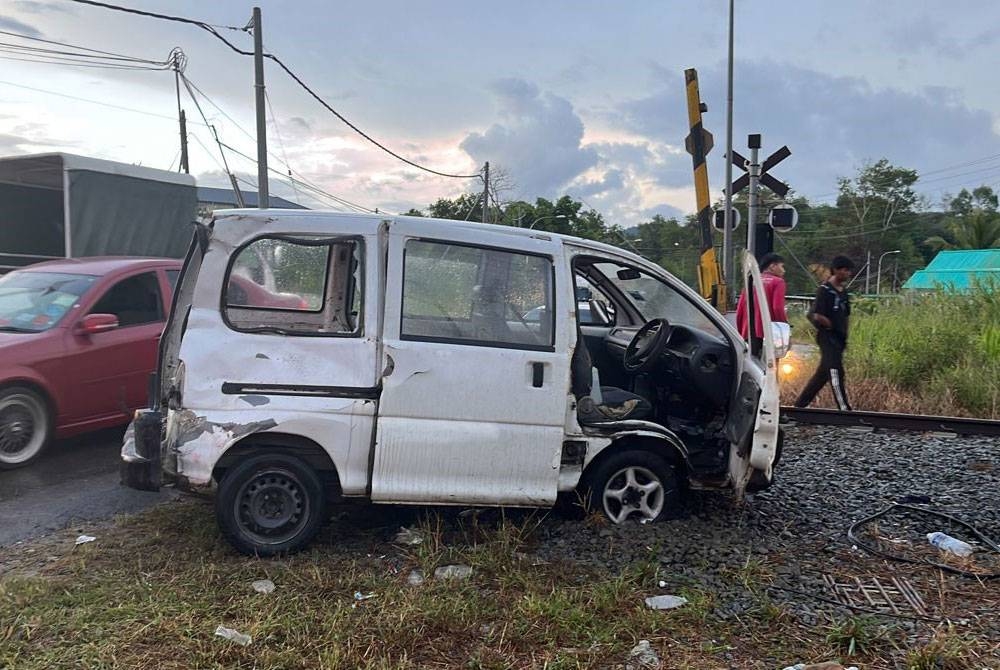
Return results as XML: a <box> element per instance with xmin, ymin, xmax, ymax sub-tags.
<box><xmin>122</xmin><ymin>211</ymin><xmax>780</xmax><ymax>555</ymax></box>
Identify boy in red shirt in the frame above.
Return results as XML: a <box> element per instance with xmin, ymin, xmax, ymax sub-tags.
<box><xmin>736</xmin><ymin>253</ymin><xmax>788</xmax><ymax>339</ymax></box>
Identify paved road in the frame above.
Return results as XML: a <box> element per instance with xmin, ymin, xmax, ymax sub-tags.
<box><xmin>0</xmin><ymin>428</ymin><xmax>175</xmax><ymax>548</ymax></box>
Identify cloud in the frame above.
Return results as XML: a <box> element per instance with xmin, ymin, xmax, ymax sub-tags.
<box><xmin>614</xmin><ymin>60</ymin><xmax>1000</xmax><ymax>202</ymax></box>
<box><xmin>460</xmin><ymin>78</ymin><xmax>598</xmax><ymax>196</ymax></box>
<box><xmin>574</xmin><ymin>168</ymin><xmax>625</xmax><ymax>197</ymax></box>
<box><xmin>14</xmin><ymin>1</ymin><xmax>73</xmax><ymax>13</ymax></box>
<box><xmin>887</xmin><ymin>16</ymin><xmax>1000</xmax><ymax>59</ymax></box>
<box><xmin>0</xmin><ymin>16</ymin><xmax>43</xmax><ymax>37</ymax></box>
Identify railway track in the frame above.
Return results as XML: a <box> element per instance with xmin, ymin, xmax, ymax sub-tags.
<box><xmin>780</xmin><ymin>406</ymin><xmax>1000</xmax><ymax>437</ymax></box>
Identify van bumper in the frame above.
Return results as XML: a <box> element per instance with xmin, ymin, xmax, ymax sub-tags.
<box><xmin>120</xmin><ymin>409</ymin><xmax>164</xmax><ymax>492</ymax></box>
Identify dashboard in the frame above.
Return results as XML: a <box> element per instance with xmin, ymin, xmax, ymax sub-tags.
<box><xmin>604</xmin><ymin>323</ymin><xmax>735</xmax><ymax>407</ymax></box>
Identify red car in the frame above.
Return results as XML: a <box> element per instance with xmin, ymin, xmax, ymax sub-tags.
<box><xmin>0</xmin><ymin>257</ymin><xmax>181</xmax><ymax>469</ymax></box>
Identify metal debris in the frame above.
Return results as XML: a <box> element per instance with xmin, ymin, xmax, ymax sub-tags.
<box><xmin>822</xmin><ymin>574</ymin><xmax>927</xmax><ymax>616</ymax></box>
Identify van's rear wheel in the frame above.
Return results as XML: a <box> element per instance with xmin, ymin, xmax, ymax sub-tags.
<box><xmin>0</xmin><ymin>386</ymin><xmax>51</xmax><ymax>470</ymax></box>
<box><xmin>216</xmin><ymin>453</ymin><xmax>326</xmax><ymax>556</ymax></box>
<box><xmin>587</xmin><ymin>450</ymin><xmax>680</xmax><ymax>524</ymax></box>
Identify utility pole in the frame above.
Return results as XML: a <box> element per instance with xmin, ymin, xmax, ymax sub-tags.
<box><xmin>172</xmin><ymin>54</ymin><xmax>189</xmax><ymax>174</ymax></box>
<box><xmin>252</xmin><ymin>6</ymin><xmax>269</xmax><ymax>209</ymax></box>
<box><xmin>178</xmin><ymin>110</ymin><xmax>189</xmax><ymax>174</ymax></box>
<box><xmin>723</xmin><ymin>0</ymin><xmax>735</xmax><ymax>305</ymax></box>
<box><xmin>481</xmin><ymin>161</ymin><xmax>490</xmax><ymax>224</ymax></box>
<box><xmin>746</xmin><ymin>134</ymin><xmax>761</xmax><ymax>258</ymax></box>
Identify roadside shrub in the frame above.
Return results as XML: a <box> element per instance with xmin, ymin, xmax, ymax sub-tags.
<box><xmin>845</xmin><ymin>288</ymin><xmax>1000</xmax><ymax>417</ymax></box>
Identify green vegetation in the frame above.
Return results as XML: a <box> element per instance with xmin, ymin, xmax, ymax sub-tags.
<box><xmin>847</xmin><ymin>288</ymin><xmax>1000</xmax><ymax>417</ymax></box>
<box><xmin>7</xmin><ymin>499</ymin><xmax>982</xmax><ymax>670</ymax></box>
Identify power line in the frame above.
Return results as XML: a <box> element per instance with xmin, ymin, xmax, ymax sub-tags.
<box><xmin>67</xmin><ymin>0</ymin><xmax>484</xmax><ymax>180</ymax></box>
<box><xmin>0</xmin><ymin>78</ymin><xmax>207</xmax><ymax>124</ymax></box>
<box><xmin>0</xmin><ymin>28</ymin><xmax>170</xmax><ymax>63</ymax></box>
<box><xmin>177</xmin><ymin>72</ymin><xmax>375</xmax><ymax>213</ymax></box>
<box><xmin>217</xmin><ymin>140</ymin><xmax>376</xmax><ymax>213</ymax></box>
<box><xmin>264</xmin><ymin>88</ymin><xmax>300</xmax><ymax>204</ymax></box>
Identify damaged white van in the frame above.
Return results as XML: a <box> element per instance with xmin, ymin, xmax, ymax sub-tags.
<box><xmin>122</xmin><ymin>211</ymin><xmax>781</xmax><ymax>555</ymax></box>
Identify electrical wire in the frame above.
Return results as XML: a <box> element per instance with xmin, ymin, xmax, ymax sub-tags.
<box><xmin>178</xmin><ymin>72</ymin><xmax>358</xmax><ymax>211</ymax></box>
<box><xmin>263</xmin><ymin>89</ymin><xmax>300</xmax><ymax>204</ymax></box>
<box><xmin>0</xmin><ymin>78</ymin><xmax>206</xmax><ymax>124</ymax></box>
<box><xmin>846</xmin><ymin>503</ymin><xmax>1000</xmax><ymax>579</ymax></box>
<box><xmin>217</xmin><ymin>140</ymin><xmax>376</xmax><ymax>213</ymax></box>
<box><xmin>0</xmin><ymin>28</ymin><xmax>171</xmax><ymax>63</ymax></box>
<box><xmin>66</xmin><ymin>0</ymin><xmax>484</xmax><ymax>180</ymax></box>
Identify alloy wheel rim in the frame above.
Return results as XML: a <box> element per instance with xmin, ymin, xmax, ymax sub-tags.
<box><xmin>602</xmin><ymin>465</ymin><xmax>666</xmax><ymax>524</ymax></box>
<box><xmin>0</xmin><ymin>394</ymin><xmax>46</xmax><ymax>464</ymax></box>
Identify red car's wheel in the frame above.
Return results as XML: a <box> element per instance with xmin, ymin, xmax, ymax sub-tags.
<box><xmin>0</xmin><ymin>386</ymin><xmax>51</xmax><ymax>469</ymax></box>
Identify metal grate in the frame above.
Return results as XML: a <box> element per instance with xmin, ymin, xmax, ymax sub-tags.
<box><xmin>822</xmin><ymin>574</ymin><xmax>928</xmax><ymax>616</ymax></box>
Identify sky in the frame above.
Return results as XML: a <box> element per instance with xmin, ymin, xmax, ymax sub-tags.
<box><xmin>2</xmin><ymin>0</ymin><xmax>1000</xmax><ymax>226</ymax></box>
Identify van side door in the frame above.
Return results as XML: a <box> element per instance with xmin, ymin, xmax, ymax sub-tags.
<box><xmin>372</xmin><ymin>222</ymin><xmax>571</xmax><ymax>506</ymax></box>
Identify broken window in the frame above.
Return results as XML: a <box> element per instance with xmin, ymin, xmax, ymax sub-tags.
<box><xmin>224</xmin><ymin>236</ymin><xmax>363</xmax><ymax>336</ymax></box>
<box><xmin>401</xmin><ymin>239</ymin><xmax>554</xmax><ymax>350</ymax></box>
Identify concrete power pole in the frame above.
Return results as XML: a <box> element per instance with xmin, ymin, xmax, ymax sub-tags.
<box><xmin>252</xmin><ymin>6</ymin><xmax>269</xmax><ymax>209</ymax></box>
<box><xmin>178</xmin><ymin>110</ymin><xmax>189</xmax><ymax>174</ymax></box>
<box><xmin>482</xmin><ymin>162</ymin><xmax>490</xmax><ymax>223</ymax></box>
<box><xmin>723</xmin><ymin>0</ymin><xmax>735</xmax><ymax>305</ymax></box>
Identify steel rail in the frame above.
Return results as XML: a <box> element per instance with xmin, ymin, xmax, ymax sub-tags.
<box><xmin>781</xmin><ymin>406</ymin><xmax>1000</xmax><ymax>437</ymax></box>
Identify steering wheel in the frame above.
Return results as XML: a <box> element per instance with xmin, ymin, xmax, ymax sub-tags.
<box><xmin>623</xmin><ymin>318</ymin><xmax>673</xmax><ymax>373</ymax></box>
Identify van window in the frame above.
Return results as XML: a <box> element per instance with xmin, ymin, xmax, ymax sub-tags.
<box><xmin>402</xmin><ymin>240</ymin><xmax>554</xmax><ymax>350</ymax></box>
<box><xmin>225</xmin><ymin>237</ymin><xmax>362</xmax><ymax>336</ymax></box>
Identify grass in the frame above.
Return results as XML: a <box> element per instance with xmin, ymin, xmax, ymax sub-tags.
<box><xmin>1</xmin><ymin>499</ymin><xmax>993</xmax><ymax>669</ymax></box>
<box><xmin>780</xmin><ymin>289</ymin><xmax>1000</xmax><ymax>418</ymax></box>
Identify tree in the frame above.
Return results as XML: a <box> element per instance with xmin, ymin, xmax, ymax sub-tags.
<box><xmin>926</xmin><ymin>186</ymin><xmax>1000</xmax><ymax>250</ymax></box>
<box><xmin>836</xmin><ymin>159</ymin><xmax>919</xmax><ymax>233</ymax></box>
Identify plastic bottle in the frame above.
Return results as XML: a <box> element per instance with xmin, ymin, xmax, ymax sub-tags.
<box><xmin>926</xmin><ymin>532</ymin><xmax>974</xmax><ymax>558</ymax></box>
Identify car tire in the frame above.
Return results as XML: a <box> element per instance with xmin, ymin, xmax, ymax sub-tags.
<box><xmin>585</xmin><ymin>450</ymin><xmax>680</xmax><ymax>524</ymax></box>
<box><xmin>0</xmin><ymin>386</ymin><xmax>52</xmax><ymax>470</ymax></box>
<box><xmin>215</xmin><ymin>453</ymin><xmax>326</xmax><ymax>556</ymax></box>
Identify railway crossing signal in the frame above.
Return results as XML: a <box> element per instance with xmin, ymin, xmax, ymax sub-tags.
<box><xmin>724</xmin><ymin>135</ymin><xmax>795</xmax><ymax>259</ymax></box>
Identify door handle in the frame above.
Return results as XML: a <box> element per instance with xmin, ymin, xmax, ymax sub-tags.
<box><xmin>531</xmin><ymin>362</ymin><xmax>544</xmax><ymax>388</ymax></box>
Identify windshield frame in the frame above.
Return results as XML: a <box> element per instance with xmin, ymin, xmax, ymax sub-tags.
<box><xmin>588</xmin><ymin>260</ymin><xmax>727</xmax><ymax>337</ymax></box>
<box><xmin>0</xmin><ymin>270</ymin><xmax>98</xmax><ymax>333</ymax></box>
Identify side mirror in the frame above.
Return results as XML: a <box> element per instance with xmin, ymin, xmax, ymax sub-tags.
<box><xmin>77</xmin><ymin>313</ymin><xmax>119</xmax><ymax>335</ymax></box>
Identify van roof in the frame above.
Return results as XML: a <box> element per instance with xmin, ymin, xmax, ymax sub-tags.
<box><xmin>211</xmin><ymin>208</ymin><xmax>639</xmax><ymax>259</ymax></box>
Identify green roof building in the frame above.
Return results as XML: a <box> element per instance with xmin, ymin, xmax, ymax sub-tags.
<box><xmin>903</xmin><ymin>249</ymin><xmax>1000</xmax><ymax>293</ymax></box>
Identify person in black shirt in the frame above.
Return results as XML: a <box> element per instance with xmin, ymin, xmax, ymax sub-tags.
<box><xmin>794</xmin><ymin>255</ymin><xmax>855</xmax><ymax>410</ymax></box>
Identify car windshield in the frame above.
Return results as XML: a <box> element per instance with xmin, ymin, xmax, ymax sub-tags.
<box><xmin>592</xmin><ymin>262</ymin><xmax>722</xmax><ymax>337</ymax></box>
<box><xmin>0</xmin><ymin>271</ymin><xmax>97</xmax><ymax>332</ymax></box>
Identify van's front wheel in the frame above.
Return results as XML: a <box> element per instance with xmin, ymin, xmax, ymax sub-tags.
<box><xmin>587</xmin><ymin>450</ymin><xmax>680</xmax><ymax>524</ymax></box>
<box><xmin>216</xmin><ymin>453</ymin><xmax>326</xmax><ymax>556</ymax></box>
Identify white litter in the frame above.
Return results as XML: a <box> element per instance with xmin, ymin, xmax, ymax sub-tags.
<box><xmin>74</xmin><ymin>535</ymin><xmax>96</xmax><ymax>546</ymax></box>
<box><xmin>644</xmin><ymin>594</ymin><xmax>688</xmax><ymax>610</ymax></box>
<box><xmin>252</xmin><ymin>579</ymin><xmax>275</xmax><ymax>594</ymax></box>
<box><xmin>214</xmin><ymin>625</ymin><xmax>252</xmax><ymax>646</ymax></box>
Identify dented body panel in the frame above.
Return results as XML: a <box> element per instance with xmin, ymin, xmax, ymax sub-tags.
<box><xmin>123</xmin><ymin>209</ymin><xmax>780</xmax><ymax>518</ymax></box>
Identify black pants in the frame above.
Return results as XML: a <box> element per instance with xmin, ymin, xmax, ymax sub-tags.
<box><xmin>795</xmin><ymin>337</ymin><xmax>851</xmax><ymax>410</ymax></box>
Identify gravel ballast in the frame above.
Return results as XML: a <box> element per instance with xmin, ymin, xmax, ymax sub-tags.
<box><xmin>536</xmin><ymin>424</ymin><xmax>1000</xmax><ymax>635</ymax></box>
